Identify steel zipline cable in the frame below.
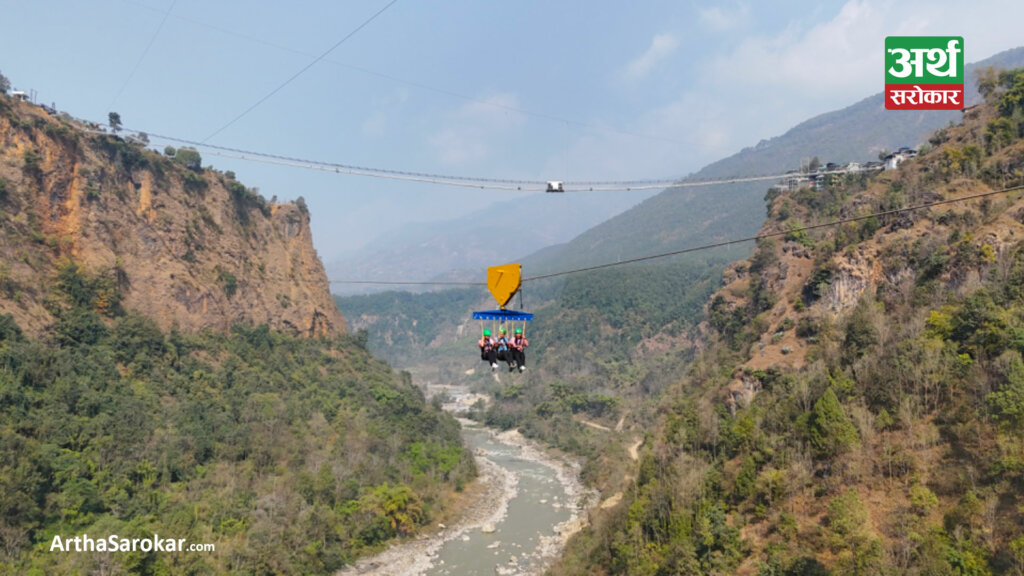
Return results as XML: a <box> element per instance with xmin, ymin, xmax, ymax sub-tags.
<box><xmin>328</xmin><ymin>183</ymin><xmax>1024</xmax><ymax>286</ymax></box>
<box><xmin>202</xmin><ymin>0</ymin><xmax>400</xmax><ymax>143</ymax></box>
<box><xmin>109</xmin><ymin>0</ymin><xmax>178</xmax><ymax>109</ymax></box>
<box><xmin>328</xmin><ymin>280</ymin><xmax>485</xmax><ymax>286</ymax></box>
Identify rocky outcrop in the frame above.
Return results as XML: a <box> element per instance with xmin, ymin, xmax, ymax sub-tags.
<box><xmin>822</xmin><ymin>251</ymin><xmax>874</xmax><ymax>313</ymax></box>
<box><xmin>0</xmin><ymin>96</ymin><xmax>344</xmax><ymax>336</ymax></box>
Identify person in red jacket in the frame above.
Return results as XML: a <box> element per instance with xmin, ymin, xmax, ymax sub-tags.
<box><xmin>509</xmin><ymin>327</ymin><xmax>529</xmax><ymax>372</ymax></box>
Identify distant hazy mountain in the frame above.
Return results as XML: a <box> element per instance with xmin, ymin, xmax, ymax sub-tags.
<box><xmin>327</xmin><ymin>190</ymin><xmax>652</xmax><ymax>295</ymax></box>
<box><xmin>331</xmin><ymin>48</ymin><xmax>1024</xmax><ymax>295</ymax></box>
<box><xmin>523</xmin><ymin>47</ymin><xmax>1024</xmax><ymax>274</ymax></box>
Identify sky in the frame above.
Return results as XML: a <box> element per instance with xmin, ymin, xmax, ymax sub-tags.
<box><xmin>1</xmin><ymin>0</ymin><xmax>1023</xmax><ymax>262</ymax></box>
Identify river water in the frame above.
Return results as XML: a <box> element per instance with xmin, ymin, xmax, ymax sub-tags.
<box><xmin>424</xmin><ymin>424</ymin><xmax>575</xmax><ymax>576</ymax></box>
<box><xmin>337</xmin><ymin>412</ymin><xmax>590</xmax><ymax>576</ymax></box>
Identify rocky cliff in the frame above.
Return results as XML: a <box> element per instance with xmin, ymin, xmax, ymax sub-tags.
<box><xmin>0</xmin><ymin>96</ymin><xmax>344</xmax><ymax>336</ymax></box>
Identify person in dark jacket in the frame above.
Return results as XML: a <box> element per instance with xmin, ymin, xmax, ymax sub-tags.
<box><xmin>479</xmin><ymin>329</ymin><xmax>497</xmax><ymax>370</ymax></box>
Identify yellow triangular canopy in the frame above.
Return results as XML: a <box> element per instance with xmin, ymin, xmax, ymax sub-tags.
<box><xmin>487</xmin><ymin>263</ymin><xmax>521</xmax><ymax>309</ymax></box>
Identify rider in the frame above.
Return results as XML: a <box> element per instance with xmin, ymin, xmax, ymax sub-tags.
<box><xmin>510</xmin><ymin>327</ymin><xmax>529</xmax><ymax>372</ymax></box>
<box><xmin>479</xmin><ymin>329</ymin><xmax>497</xmax><ymax>370</ymax></box>
<box><xmin>495</xmin><ymin>327</ymin><xmax>513</xmax><ymax>371</ymax></box>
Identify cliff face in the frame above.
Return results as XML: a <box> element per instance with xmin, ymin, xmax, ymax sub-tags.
<box><xmin>0</xmin><ymin>96</ymin><xmax>344</xmax><ymax>336</ymax></box>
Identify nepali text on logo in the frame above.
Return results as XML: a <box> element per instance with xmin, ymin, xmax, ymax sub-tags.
<box><xmin>885</xmin><ymin>36</ymin><xmax>964</xmax><ymax>111</ymax></box>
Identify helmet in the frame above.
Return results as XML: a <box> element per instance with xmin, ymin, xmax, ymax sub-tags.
<box><xmin>483</xmin><ymin>329</ymin><xmax>491</xmax><ymax>337</ymax></box>
<box><xmin>499</xmin><ymin>327</ymin><xmax>506</xmax><ymax>334</ymax></box>
<box><xmin>515</xmin><ymin>328</ymin><xmax>522</xmax><ymax>334</ymax></box>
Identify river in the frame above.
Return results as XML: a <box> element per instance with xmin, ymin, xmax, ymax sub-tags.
<box><xmin>338</xmin><ymin>392</ymin><xmax>592</xmax><ymax>576</ymax></box>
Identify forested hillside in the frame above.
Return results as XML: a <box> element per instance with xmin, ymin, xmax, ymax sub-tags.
<box><xmin>0</xmin><ymin>93</ymin><xmax>475</xmax><ymax>575</ymax></box>
<box><xmin>0</xmin><ymin>266</ymin><xmax>474</xmax><ymax>575</ymax></box>
<box><xmin>550</xmin><ymin>67</ymin><xmax>1024</xmax><ymax>575</ymax></box>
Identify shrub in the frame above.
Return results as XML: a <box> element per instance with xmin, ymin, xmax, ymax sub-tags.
<box><xmin>183</xmin><ymin>170</ymin><xmax>207</xmax><ymax>194</ymax></box>
<box><xmin>827</xmin><ymin>488</ymin><xmax>868</xmax><ymax>540</ymax></box>
<box><xmin>842</xmin><ymin>302</ymin><xmax>878</xmax><ymax>363</ymax></box>
<box><xmin>996</xmin><ymin>69</ymin><xmax>1024</xmax><ymax>117</ymax></box>
<box><xmin>22</xmin><ymin>148</ymin><xmax>42</xmax><ymax>181</ymax></box>
<box><xmin>909</xmin><ymin>483</ymin><xmax>939</xmax><ymax>515</ymax></box>
<box><xmin>216</xmin><ymin>267</ymin><xmax>238</xmax><ymax>299</ymax></box>
<box><xmin>802</xmin><ymin>262</ymin><xmax>834</xmax><ymax>305</ymax></box>
<box><xmin>796</xmin><ymin>316</ymin><xmax>821</xmax><ymax>339</ymax></box>
<box><xmin>987</xmin><ymin>358</ymin><xmax>1024</xmax><ymax>431</ymax></box>
<box><xmin>173</xmin><ymin>147</ymin><xmax>202</xmax><ymax>171</ymax></box>
<box><xmin>111</xmin><ymin>313</ymin><xmax>166</xmax><ymax>364</ymax></box>
<box><xmin>0</xmin><ymin>313</ymin><xmax>22</xmax><ymax>342</ymax></box>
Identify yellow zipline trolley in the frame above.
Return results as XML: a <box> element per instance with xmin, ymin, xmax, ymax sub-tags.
<box><xmin>471</xmin><ymin>263</ymin><xmax>532</xmax><ymax>333</ymax></box>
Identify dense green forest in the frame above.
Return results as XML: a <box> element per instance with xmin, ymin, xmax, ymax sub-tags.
<box><xmin>334</xmin><ymin>287</ymin><xmax>487</xmax><ymax>366</ymax></box>
<box><xmin>0</xmin><ymin>264</ymin><xmax>474</xmax><ymax>575</ymax></box>
<box><xmin>544</xmin><ymin>68</ymin><xmax>1024</xmax><ymax>575</ymax></box>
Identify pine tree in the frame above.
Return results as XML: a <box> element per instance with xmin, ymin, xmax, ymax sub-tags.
<box><xmin>809</xmin><ymin>387</ymin><xmax>859</xmax><ymax>457</ymax></box>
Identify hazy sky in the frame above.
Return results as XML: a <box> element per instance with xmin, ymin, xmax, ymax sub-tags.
<box><xmin>1</xmin><ymin>0</ymin><xmax>1023</xmax><ymax>261</ymax></box>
